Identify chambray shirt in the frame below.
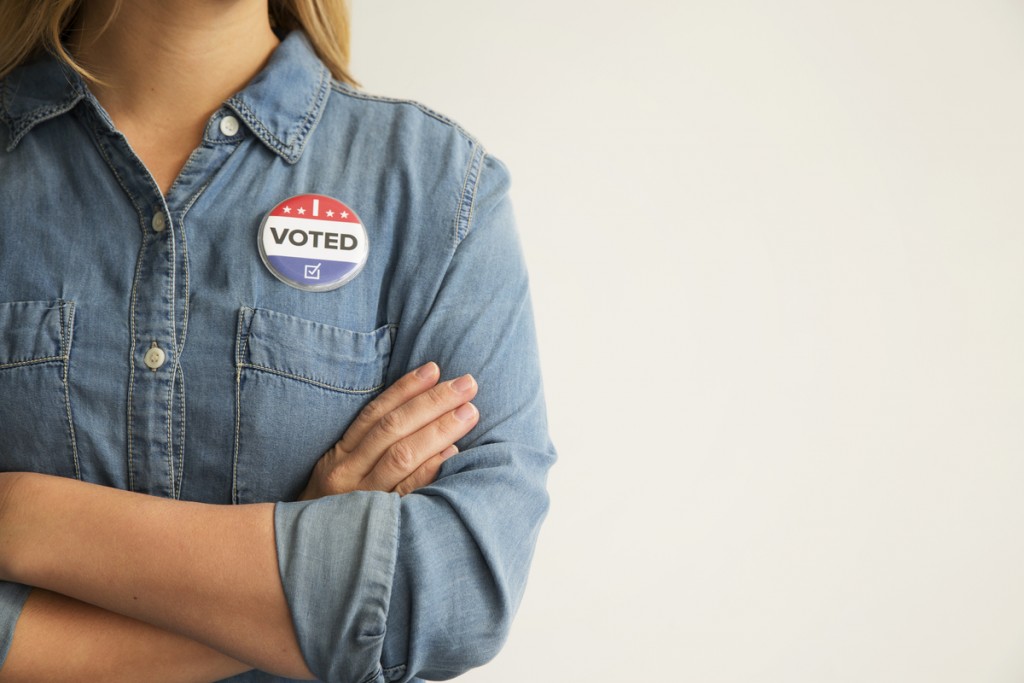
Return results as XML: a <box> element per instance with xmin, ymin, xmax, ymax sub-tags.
<box><xmin>0</xmin><ymin>31</ymin><xmax>554</xmax><ymax>682</ymax></box>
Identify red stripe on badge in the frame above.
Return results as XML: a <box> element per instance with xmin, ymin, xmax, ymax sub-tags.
<box><xmin>269</xmin><ymin>194</ymin><xmax>361</xmax><ymax>223</ymax></box>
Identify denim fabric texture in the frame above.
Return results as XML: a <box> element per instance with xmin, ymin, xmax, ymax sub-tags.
<box><xmin>0</xmin><ymin>30</ymin><xmax>554</xmax><ymax>682</ymax></box>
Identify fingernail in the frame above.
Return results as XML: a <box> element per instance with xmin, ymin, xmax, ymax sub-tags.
<box><xmin>441</xmin><ymin>445</ymin><xmax>459</xmax><ymax>459</ymax></box>
<box><xmin>415</xmin><ymin>362</ymin><xmax>438</xmax><ymax>379</ymax></box>
<box><xmin>452</xmin><ymin>374</ymin><xmax>475</xmax><ymax>393</ymax></box>
<box><xmin>454</xmin><ymin>403</ymin><xmax>477</xmax><ymax>421</ymax></box>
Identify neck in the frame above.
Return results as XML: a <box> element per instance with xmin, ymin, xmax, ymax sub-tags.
<box><xmin>65</xmin><ymin>0</ymin><xmax>281</xmax><ymax>196</ymax></box>
<box><xmin>67</xmin><ymin>0</ymin><xmax>280</xmax><ymax>134</ymax></box>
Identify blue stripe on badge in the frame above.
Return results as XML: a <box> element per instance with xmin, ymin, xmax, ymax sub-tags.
<box><xmin>267</xmin><ymin>255</ymin><xmax>358</xmax><ymax>284</ymax></box>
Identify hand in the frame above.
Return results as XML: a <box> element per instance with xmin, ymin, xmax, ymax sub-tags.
<box><xmin>298</xmin><ymin>362</ymin><xmax>479</xmax><ymax>500</ymax></box>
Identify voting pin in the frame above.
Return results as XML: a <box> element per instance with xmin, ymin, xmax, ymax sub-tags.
<box><xmin>258</xmin><ymin>193</ymin><xmax>369</xmax><ymax>292</ymax></box>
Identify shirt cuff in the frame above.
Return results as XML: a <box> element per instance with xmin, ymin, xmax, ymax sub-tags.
<box><xmin>0</xmin><ymin>582</ymin><xmax>31</xmax><ymax>669</ymax></box>
<box><xmin>274</xmin><ymin>491</ymin><xmax>400</xmax><ymax>683</ymax></box>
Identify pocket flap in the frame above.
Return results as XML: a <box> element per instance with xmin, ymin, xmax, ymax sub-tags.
<box><xmin>236</xmin><ymin>307</ymin><xmax>394</xmax><ymax>392</ymax></box>
<box><xmin>0</xmin><ymin>300</ymin><xmax>75</xmax><ymax>367</ymax></box>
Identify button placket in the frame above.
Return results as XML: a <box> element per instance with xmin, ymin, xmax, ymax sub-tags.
<box><xmin>126</xmin><ymin>199</ymin><xmax>178</xmax><ymax>497</ymax></box>
<box><xmin>82</xmin><ymin>103</ymin><xmax>179</xmax><ymax>497</ymax></box>
<box><xmin>84</xmin><ymin>91</ymin><xmax>247</xmax><ymax>500</ymax></box>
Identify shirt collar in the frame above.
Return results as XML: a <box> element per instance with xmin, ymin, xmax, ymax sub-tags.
<box><xmin>1</xmin><ymin>30</ymin><xmax>331</xmax><ymax>163</ymax></box>
<box><xmin>224</xmin><ymin>30</ymin><xmax>332</xmax><ymax>164</ymax></box>
<box><xmin>0</xmin><ymin>55</ymin><xmax>85</xmax><ymax>152</ymax></box>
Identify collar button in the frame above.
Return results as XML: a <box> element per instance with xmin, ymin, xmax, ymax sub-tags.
<box><xmin>220</xmin><ymin>115</ymin><xmax>240</xmax><ymax>137</ymax></box>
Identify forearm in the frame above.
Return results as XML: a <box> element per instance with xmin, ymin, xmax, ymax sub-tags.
<box><xmin>0</xmin><ymin>473</ymin><xmax>314</xmax><ymax>680</ymax></box>
<box><xmin>0</xmin><ymin>589</ymin><xmax>250</xmax><ymax>683</ymax></box>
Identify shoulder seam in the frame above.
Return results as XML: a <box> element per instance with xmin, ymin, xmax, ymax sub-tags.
<box><xmin>454</xmin><ymin>144</ymin><xmax>487</xmax><ymax>247</ymax></box>
<box><xmin>328</xmin><ymin>82</ymin><xmax>479</xmax><ymax>144</ymax></box>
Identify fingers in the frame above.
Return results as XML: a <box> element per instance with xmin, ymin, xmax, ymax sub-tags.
<box><xmin>393</xmin><ymin>445</ymin><xmax>458</xmax><ymax>496</ymax></box>
<box><xmin>361</xmin><ymin>401</ymin><xmax>479</xmax><ymax>491</ymax></box>
<box><xmin>348</xmin><ymin>374</ymin><xmax>478</xmax><ymax>476</ymax></box>
<box><xmin>337</xmin><ymin>361</ymin><xmax>440</xmax><ymax>452</ymax></box>
<box><xmin>304</xmin><ymin>365</ymin><xmax>479</xmax><ymax>501</ymax></box>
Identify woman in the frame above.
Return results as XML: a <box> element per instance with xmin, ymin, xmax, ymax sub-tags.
<box><xmin>0</xmin><ymin>0</ymin><xmax>554</xmax><ymax>681</ymax></box>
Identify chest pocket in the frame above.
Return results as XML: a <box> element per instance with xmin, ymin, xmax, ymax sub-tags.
<box><xmin>232</xmin><ymin>306</ymin><xmax>394</xmax><ymax>503</ymax></box>
<box><xmin>0</xmin><ymin>300</ymin><xmax>79</xmax><ymax>478</ymax></box>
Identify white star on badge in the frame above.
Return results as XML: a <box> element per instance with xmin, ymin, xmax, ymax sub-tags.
<box><xmin>283</xmin><ymin>206</ymin><xmax>292</xmax><ymax>214</ymax></box>
<box><xmin>297</xmin><ymin>207</ymin><xmax>306</xmax><ymax>215</ymax></box>
<box><xmin>326</xmin><ymin>209</ymin><xmax>334</xmax><ymax>217</ymax></box>
<box><xmin>340</xmin><ymin>211</ymin><xmax>349</xmax><ymax>219</ymax></box>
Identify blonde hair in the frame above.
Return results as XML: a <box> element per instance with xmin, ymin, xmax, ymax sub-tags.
<box><xmin>0</xmin><ymin>0</ymin><xmax>357</xmax><ymax>86</ymax></box>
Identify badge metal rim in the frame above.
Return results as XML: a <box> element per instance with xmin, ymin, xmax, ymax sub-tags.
<box><xmin>257</xmin><ymin>194</ymin><xmax>369</xmax><ymax>293</ymax></box>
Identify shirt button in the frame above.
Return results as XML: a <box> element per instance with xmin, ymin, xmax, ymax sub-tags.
<box><xmin>220</xmin><ymin>115</ymin><xmax>240</xmax><ymax>137</ymax></box>
<box><xmin>152</xmin><ymin>211</ymin><xmax>167</xmax><ymax>233</ymax></box>
<box><xmin>144</xmin><ymin>342</ymin><xmax>166</xmax><ymax>371</ymax></box>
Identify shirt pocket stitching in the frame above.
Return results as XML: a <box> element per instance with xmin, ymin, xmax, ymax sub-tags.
<box><xmin>0</xmin><ymin>355</ymin><xmax>65</xmax><ymax>370</ymax></box>
<box><xmin>234</xmin><ymin>306</ymin><xmax>395</xmax><ymax>395</ymax></box>
<box><xmin>234</xmin><ymin>362</ymin><xmax>388</xmax><ymax>394</ymax></box>
<box><xmin>0</xmin><ymin>300</ymin><xmax>74</xmax><ymax>367</ymax></box>
<box><xmin>0</xmin><ymin>299</ymin><xmax>79</xmax><ymax>478</ymax></box>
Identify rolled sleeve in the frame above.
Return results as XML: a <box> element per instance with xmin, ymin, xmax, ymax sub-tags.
<box><xmin>0</xmin><ymin>582</ymin><xmax>31</xmax><ymax>669</ymax></box>
<box><xmin>274</xmin><ymin>492</ymin><xmax>400</xmax><ymax>682</ymax></box>
<box><xmin>381</xmin><ymin>153</ymin><xmax>555</xmax><ymax>681</ymax></box>
<box><xmin>273</xmin><ymin>152</ymin><xmax>555</xmax><ymax>683</ymax></box>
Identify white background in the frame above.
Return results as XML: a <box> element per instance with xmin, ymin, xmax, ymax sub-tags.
<box><xmin>352</xmin><ymin>2</ymin><xmax>1024</xmax><ymax>681</ymax></box>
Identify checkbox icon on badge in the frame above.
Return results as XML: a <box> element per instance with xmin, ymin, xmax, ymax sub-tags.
<box><xmin>304</xmin><ymin>263</ymin><xmax>322</xmax><ymax>280</ymax></box>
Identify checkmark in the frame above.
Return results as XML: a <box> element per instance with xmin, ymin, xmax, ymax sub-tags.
<box><xmin>304</xmin><ymin>263</ymin><xmax>322</xmax><ymax>280</ymax></box>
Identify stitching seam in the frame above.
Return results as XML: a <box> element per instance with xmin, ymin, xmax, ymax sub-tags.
<box><xmin>226</xmin><ymin>63</ymin><xmax>330</xmax><ymax>163</ymax></box>
<box><xmin>285</xmin><ymin>63</ymin><xmax>330</xmax><ymax>159</ymax></box>
<box><xmin>163</xmin><ymin>209</ymin><xmax>178</xmax><ymax>495</ymax></box>
<box><xmin>329</xmin><ymin>83</ymin><xmax>476</xmax><ymax>140</ymax></box>
<box><xmin>465</xmin><ymin>151</ymin><xmax>488</xmax><ymax>241</ymax></box>
<box><xmin>0</xmin><ymin>356</ymin><xmax>62</xmax><ymax>370</ymax></box>
<box><xmin>176</xmin><ymin>366</ymin><xmax>186</xmax><ymax>499</ymax></box>
<box><xmin>89</xmin><ymin>117</ymin><xmax>148</xmax><ymax>492</ymax></box>
<box><xmin>455</xmin><ymin>144</ymin><xmax>486</xmax><ymax>245</ymax></box>
<box><xmin>232</xmin><ymin>366</ymin><xmax>242</xmax><ymax>505</ymax></box>
<box><xmin>59</xmin><ymin>301</ymin><xmax>81</xmax><ymax>479</ymax></box>
<box><xmin>236</xmin><ymin>363</ymin><xmax>386</xmax><ymax>394</ymax></box>
<box><xmin>231</xmin><ymin>309</ymin><xmax>249</xmax><ymax>505</ymax></box>
<box><xmin>5</xmin><ymin>95</ymin><xmax>85</xmax><ymax>151</ymax></box>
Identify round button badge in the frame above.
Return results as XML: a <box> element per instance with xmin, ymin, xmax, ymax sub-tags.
<box><xmin>258</xmin><ymin>193</ymin><xmax>369</xmax><ymax>292</ymax></box>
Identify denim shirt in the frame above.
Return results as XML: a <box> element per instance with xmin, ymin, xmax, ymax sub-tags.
<box><xmin>0</xmin><ymin>31</ymin><xmax>554</xmax><ymax>683</ymax></box>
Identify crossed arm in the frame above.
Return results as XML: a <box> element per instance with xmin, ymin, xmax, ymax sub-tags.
<box><xmin>0</xmin><ymin>362</ymin><xmax>478</xmax><ymax>682</ymax></box>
